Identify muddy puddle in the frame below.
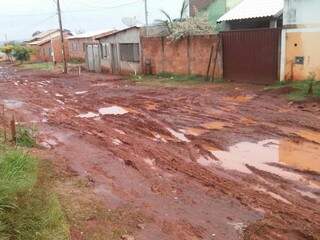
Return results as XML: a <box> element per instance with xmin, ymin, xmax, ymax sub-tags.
<box><xmin>98</xmin><ymin>106</ymin><xmax>128</xmax><ymax>115</ymax></box>
<box><xmin>2</xmin><ymin>99</ymin><xmax>24</xmax><ymax>109</ymax></box>
<box><xmin>201</xmin><ymin>121</ymin><xmax>232</xmax><ymax>130</ymax></box>
<box><xmin>210</xmin><ymin>139</ymin><xmax>320</xmax><ymax>185</ymax></box>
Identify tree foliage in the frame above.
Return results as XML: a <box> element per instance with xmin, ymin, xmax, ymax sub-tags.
<box><xmin>158</xmin><ymin>0</ymin><xmax>214</xmax><ymax>41</ymax></box>
<box><xmin>0</xmin><ymin>44</ymin><xmax>32</xmax><ymax>63</ymax></box>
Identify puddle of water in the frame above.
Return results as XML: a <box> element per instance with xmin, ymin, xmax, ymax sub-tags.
<box><xmin>56</xmin><ymin>99</ymin><xmax>65</xmax><ymax>105</ymax></box>
<box><xmin>112</xmin><ymin>139</ymin><xmax>122</xmax><ymax>146</ymax></box>
<box><xmin>211</xmin><ymin>139</ymin><xmax>320</xmax><ymax>184</ymax></box>
<box><xmin>223</xmin><ymin>95</ymin><xmax>254</xmax><ymax>103</ymax></box>
<box><xmin>254</xmin><ymin>187</ymin><xmax>291</xmax><ymax>205</ymax></box>
<box><xmin>98</xmin><ymin>106</ymin><xmax>128</xmax><ymax>116</ymax></box>
<box><xmin>197</xmin><ymin>156</ymin><xmax>216</xmax><ymax>167</ymax></box>
<box><xmin>240</xmin><ymin>117</ymin><xmax>256</xmax><ymax>125</ymax></box>
<box><xmin>279</xmin><ymin>140</ymin><xmax>320</xmax><ymax>173</ymax></box>
<box><xmin>201</xmin><ymin>121</ymin><xmax>232</xmax><ymax>130</ymax></box>
<box><xmin>153</xmin><ymin>133</ymin><xmax>168</xmax><ymax>143</ymax></box>
<box><xmin>296</xmin><ymin>130</ymin><xmax>320</xmax><ymax>144</ymax></box>
<box><xmin>296</xmin><ymin>189</ymin><xmax>319</xmax><ymax>200</ymax></box>
<box><xmin>143</xmin><ymin>158</ymin><xmax>156</xmax><ymax>169</ymax></box>
<box><xmin>77</xmin><ymin>112</ymin><xmax>100</xmax><ymax>119</ymax></box>
<box><xmin>182</xmin><ymin>128</ymin><xmax>208</xmax><ymax>136</ymax></box>
<box><xmin>3</xmin><ymin>99</ymin><xmax>24</xmax><ymax>109</ymax></box>
<box><xmin>145</xmin><ymin>102</ymin><xmax>158</xmax><ymax>111</ymax></box>
<box><xmin>75</xmin><ymin>91</ymin><xmax>88</xmax><ymax>95</ymax></box>
<box><xmin>167</xmin><ymin>128</ymin><xmax>190</xmax><ymax>143</ymax></box>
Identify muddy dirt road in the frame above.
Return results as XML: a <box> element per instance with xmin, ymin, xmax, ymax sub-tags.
<box><xmin>0</xmin><ymin>64</ymin><xmax>320</xmax><ymax>240</ymax></box>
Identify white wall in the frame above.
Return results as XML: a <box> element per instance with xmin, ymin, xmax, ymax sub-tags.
<box><xmin>99</xmin><ymin>28</ymin><xmax>141</xmax><ymax>74</ymax></box>
<box><xmin>283</xmin><ymin>0</ymin><xmax>320</xmax><ymax>26</ymax></box>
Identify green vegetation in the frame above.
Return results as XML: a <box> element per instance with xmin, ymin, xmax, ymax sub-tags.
<box><xmin>20</xmin><ymin>62</ymin><xmax>58</xmax><ymax>71</ymax></box>
<box><xmin>16</xmin><ymin>125</ymin><xmax>37</xmax><ymax>148</ymax></box>
<box><xmin>266</xmin><ymin>79</ymin><xmax>320</xmax><ymax>102</ymax></box>
<box><xmin>131</xmin><ymin>72</ymin><xmax>219</xmax><ymax>87</ymax></box>
<box><xmin>0</xmin><ymin>136</ymin><xmax>69</xmax><ymax>239</ymax></box>
<box><xmin>68</xmin><ymin>58</ymin><xmax>84</xmax><ymax>64</ymax></box>
<box><xmin>0</xmin><ymin>44</ymin><xmax>33</xmax><ymax>63</ymax></box>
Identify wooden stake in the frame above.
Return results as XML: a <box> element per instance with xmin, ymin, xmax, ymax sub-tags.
<box><xmin>206</xmin><ymin>45</ymin><xmax>214</xmax><ymax>81</ymax></box>
<box><xmin>10</xmin><ymin>114</ymin><xmax>16</xmax><ymax>144</ymax></box>
<box><xmin>211</xmin><ymin>35</ymin><xmax>221</xmax><ymax>82</ymax></box>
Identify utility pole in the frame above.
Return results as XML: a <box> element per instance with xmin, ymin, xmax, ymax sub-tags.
<box><xmin>144</xmin><ymin>0</ymin><xmax>149</xmax><ymax>36</ymax></box>
<box><xmin>56</xmin><ymin>0</ymin><xmax>67</xmax><ymax>73</ymax></box>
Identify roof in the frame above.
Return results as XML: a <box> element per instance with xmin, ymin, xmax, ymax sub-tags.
<box><xmin>217</xmin><ymin>0</ymin><xmax>284</xmax><ymax>22</ymax></box>
<box><xmin>27</xmin><ymin>30</ymin><xmax>72</xmax><ymax>46</ymax></box>
<box><xmin>67</xmin><ymin>29</ymin><xmax>115</xmax><ymax>40</ymax></box>
<box><xmin>95</xmin><ymin>26</ymin><xmax>140</xmax><ymax>40</ymax></box>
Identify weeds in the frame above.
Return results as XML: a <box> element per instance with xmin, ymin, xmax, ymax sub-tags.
<box><xmin>20</xmin><ymin>62</ymin><xmax>62</xmax><ymax>71</ymax></box>
<box><xmin>0</xmin><ymin>142</ymin><xmax>69</xmax><ymax>240</ymax></box>
<box><xmin>131</xmin><ymin>72</ymin><xmax>216</xmax><ymax>87</ymax></box>
<box><xmin>16</xmin><ymin>125</ymin><xmax>37</xmax><ymax>148</ymax></box>
<box><xmin>266</xmin><ymin>79</ymin><xmax>320</xmax><ymax>102</ymax></box>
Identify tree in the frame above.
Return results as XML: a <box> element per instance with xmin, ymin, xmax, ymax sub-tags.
<box><xmin>0</xmin><ymin>44</ymin><xmax>32</xmax><ymax>64</ymax></box>
<box><xmin>12</xmin><ymin>45</ymin><xmax>32</xmax><ymax>64</ymax></box>
<box><xmin>0</xmin><ymin>45</ymin><xmax>15</xmax><ymax>62</ymax></box>
<box><xmin>157</xmin><ymin>0</ymin><xmax>214</xmax><ymax>40</ymax></box>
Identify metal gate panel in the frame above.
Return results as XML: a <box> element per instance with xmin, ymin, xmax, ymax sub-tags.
<box><xmin>222</xmin><ymin>28</ymin><xmax>281</xmax><ymax>84</ymax></box>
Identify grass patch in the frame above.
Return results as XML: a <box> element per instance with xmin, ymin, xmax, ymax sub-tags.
<box><xmin>0</xmin><ymin>143</ymin><xmax>69</xmax><ymax>239</ymax></box>
<box><xmin>16</xmin><ymin>125</ymin><xmax>37</xmax><ymax>148</ymax></box>
<box><xmin>131</xmin><ymin>72</ymin><xmax>219</xmax><ymax>87</ymax></box>
<box><xmin>266</xmin><ymin>80</ymin><xmax>320</xmax><ymax>102</ymax></box>
<box><xmin>20</xmin><ymin>62</ymin><xmax>61</xmax><ymax>71</ymax></box>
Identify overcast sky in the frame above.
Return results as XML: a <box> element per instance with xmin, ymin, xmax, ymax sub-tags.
<box><xmin>0</xmin><ymin>0</ymin><xmax>185</xmax><ymax>41</ymax></box>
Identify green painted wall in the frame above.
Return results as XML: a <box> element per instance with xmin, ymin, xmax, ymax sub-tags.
<box><xmin>206</xmin><ymin>0</ymin><xmax>242</xmax><ymax>28</ymax></box>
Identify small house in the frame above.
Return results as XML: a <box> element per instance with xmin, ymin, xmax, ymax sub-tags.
<box><xmin>89</xmin><ymin>26</ymin><xmax>141</xmax><ymax>74</ymax></box>
<box><xmin>67</xmin><ymin>29</ymin><xmax>115</xmax><ymax>61</ymax></box>
<box><xmin>216</xmin><ymin>0</ymin><xmax>284</xmax><ymax>84</ymax></box>
<box><xmin>26</xmin><ymin>29</ymin><xmax>72</xmax><ymax>63</ymax></box>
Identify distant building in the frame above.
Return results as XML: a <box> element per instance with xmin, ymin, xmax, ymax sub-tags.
<box><xmin>87</xmin><ymin>26</ymin><xmax>141</xmax><ymax>74</ymax></box>
<box><xmin>281</xmin><ymin>0</ymin><xmax>320</xmax><ymax>81</ymax></box>
<box><xmin>26</xmin><ymin>29</ymin><xmax>72</xmax><ymax>63</ymax></box>
<box><xmin>189</xmin><ymin>0</ymin><xmax>242</xmax><ymax>26</ymax></box>
<box><xmin>67</xmin><ymin>29</ymin><xmax>115</xmax><ymax>61</ymax></box>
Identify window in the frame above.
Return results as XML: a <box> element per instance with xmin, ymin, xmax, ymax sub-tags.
<box><xmin>100</xmin><ymin>43</ymin><xmax>108</xmax><ymax>59</ymax></box>
<box><xmin>119</xmin><ymin>43</ymin><xmax>140</xmax><ymax>62</ymax></box>
<box><xmin>48</xmin><ymin>47</ymin><xmax>52</xmax><ymax>56</ymax></box>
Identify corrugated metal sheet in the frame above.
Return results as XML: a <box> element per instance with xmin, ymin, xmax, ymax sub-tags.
<box><xmin>222</xmin><ymin>28</ymin><xmax>281</xmax><ymax>84</ymax></box>
<box><xmin>217</xmin><ymin>0</ymin><xmax>284</xmax><ymax>22</ymax></box>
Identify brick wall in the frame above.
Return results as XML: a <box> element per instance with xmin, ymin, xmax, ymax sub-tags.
<box><xmin>69</xmin><ymin>37</ymin><xmax>96</xmax><ymax>60</ymax></box>
<box><xmin>141</xmin><ymin>35</ymin><xmax>222</xmax><ymax>78</ymax></box>
<box><xmin>29</xmin><ymin>36</ymin><xmax>70</xmax><ymax>63</ymax></box>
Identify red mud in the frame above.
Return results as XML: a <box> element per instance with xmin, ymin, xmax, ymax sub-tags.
<box><xmin>0</xmin><ymin>64</ymin><xmax>320</xmax><ymax>240</ymax></box>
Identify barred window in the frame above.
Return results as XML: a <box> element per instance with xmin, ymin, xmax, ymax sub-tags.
<box><xmin>119</xmin><ymin>43</ymin><xmax>140</xmax><ymax>62</ymax></box>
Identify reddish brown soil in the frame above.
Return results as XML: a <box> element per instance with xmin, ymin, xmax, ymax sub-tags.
<box><xmin>0</xmin><ymin>64</ymin><xmax>319</xmax><ymax>240</ymax></box>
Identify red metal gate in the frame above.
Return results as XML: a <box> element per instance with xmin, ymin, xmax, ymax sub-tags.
<box><xmin>221</xmin><ymin>28</ymin><xmax>281</xmax><ymax>84</ymax></box>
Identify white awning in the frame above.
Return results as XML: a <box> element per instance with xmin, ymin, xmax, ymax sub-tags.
<box><xmin>217</xmin><ymin>0</ymin><xmax>284</xmax><ymax>22</ymax></box>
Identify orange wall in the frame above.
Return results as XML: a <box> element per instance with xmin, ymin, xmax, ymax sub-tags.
<box><xmin>285</xmin><ymin>31</ymin><xmax>320</xmax><ymax>81</ymax></box>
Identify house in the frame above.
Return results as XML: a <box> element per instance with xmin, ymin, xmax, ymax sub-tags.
<box><xmin>189</xmin><ymin>0</ymin><xmax>242</xmax><ymax>26</ymax></box>
<box><xmin>67</xmin><ymin>29</ymin><xmax>115</xmax><ymax>61</ymax></box>
<box><xmin>280</xmin><ymin>0</ymin><xmax>320</xmax><ymax>81</ymax></box>
<box><xmin>89</xmin><ymin>26</ymin><xmax>141</xmax><ymax>74</ymax></box>
<box><xmin>26</xmin><ymin>29</ymin><xmax>72</xmax><ymax>63</ymax></box>
<box><xmin>217</xmin><ymin>0</ymin><xmax>283</xmax><ymax>30</ymax></box>
<box><xmin>216</xmin><ymin>0</ymin><xmax>284</xmax><ymax>84</ymax></box>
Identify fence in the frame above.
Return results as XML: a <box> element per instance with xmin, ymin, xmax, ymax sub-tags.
<box><xmin>141</xmin><ymin>35</ymin><xmax>223</xmax><ymax>79</ymax></box>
